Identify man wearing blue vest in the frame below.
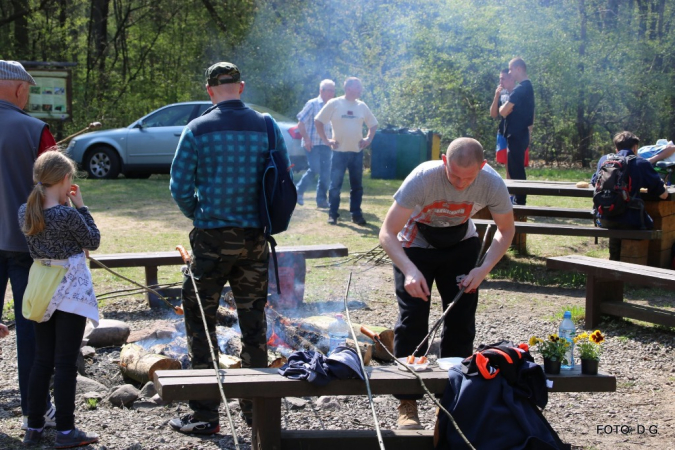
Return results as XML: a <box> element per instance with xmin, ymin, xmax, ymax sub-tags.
<box><xmin>0</xmin><ymin>60</ymin><xmax>57</xmax><ymax>433</ymax></box>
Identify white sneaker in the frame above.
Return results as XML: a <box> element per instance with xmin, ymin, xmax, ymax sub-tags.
<box><xmin>21</xmin><ymin>403</ymin><xmax>56</xmax><ymax>430</ymax></box>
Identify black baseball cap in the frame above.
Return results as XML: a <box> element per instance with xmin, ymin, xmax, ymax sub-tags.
<box><xmin>206</xmin><ymin>62</ymin><xmax>241</xmax><ymax>86</ymax></box>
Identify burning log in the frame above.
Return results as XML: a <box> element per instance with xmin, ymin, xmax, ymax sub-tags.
<box><xmin>218</xmin><ymin>354</ymin><xmax>242</xmax><ymax>369</ymax></box>
<box><xmin>267</xmin><ymin>307</ymin><xmax>323</xmax><ymax>353</ymax></box>
<box><xmin>372</xmin><ymin>329</ymin><xmax>394</xmax><ymax>362</ymax></box>
<box><xmin>216</xmin><ymin>306</ymin><xmax>238</xmax><ymax>327</ymax></box>
<box><xmin>119</xmin><ymin>343</ymin><xmax>181</xmax><ymax>384</ymax></box>
<box><xmin>299</xmin><ymin>316</ymin><xmax>392</xmax><ymax>346</ymax></box>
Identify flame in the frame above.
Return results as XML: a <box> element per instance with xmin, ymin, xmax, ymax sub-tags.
<box><xmin>267</xmin><ymin>330</ymin><xmax>292</xmax><ymax>349</ymax></box>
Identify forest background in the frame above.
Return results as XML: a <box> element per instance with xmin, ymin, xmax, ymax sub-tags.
<box><xmin>1</xmin><ymin>0</ymin><xmax>674</xmax><ymax>167</ymax></box>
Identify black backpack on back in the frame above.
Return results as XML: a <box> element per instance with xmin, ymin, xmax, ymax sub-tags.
<box><xmin>260</xmin><ymin>114</ymin><xmax>297</xmax><ymax>293</ymax></box>
<box><xmin>593</xmin><ymin>154</ymin><xmax>636</xmax><ymax>218</ymax></box>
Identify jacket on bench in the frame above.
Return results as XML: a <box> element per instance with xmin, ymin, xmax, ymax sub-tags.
<box><xmin>435</xmin><ymin>351</ymin><xmax>570</xmax><ymax>450</ymax></box>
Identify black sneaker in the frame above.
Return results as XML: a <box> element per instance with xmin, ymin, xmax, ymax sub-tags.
<box><xmin>351</xmin><ymin>216</ymin><xmax>367</xmax><ymax>225</ymax></box>
<box><xmin>169</xmin><ymin>414</ymin><xmax>220</xmax><ymax>435</ymax></box>
<box><xmin>22</xmin><ymin>428</ymin><xmax>42</xmax><ymax>445</ymax></box>
<box><xmin>53</xmin><ymin>428</ymin><xmax>99</xmax><ymax>449</ymax></box>
<box><xmin>327</xmin><ymin>216</ymin><xmax>338</xmax><ymax>225</ymax></box>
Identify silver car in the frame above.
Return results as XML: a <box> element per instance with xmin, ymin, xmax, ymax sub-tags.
<box><xmin>66</xmin><ymin>101</ymin><xmax>304</xmax><ymax>179</ymax></box>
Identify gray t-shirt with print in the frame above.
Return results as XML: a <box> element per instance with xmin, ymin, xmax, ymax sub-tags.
<box><xmin>393</xmin><ymin>161</ymin><xmax>512</xmax><ymax>248</ymax></box>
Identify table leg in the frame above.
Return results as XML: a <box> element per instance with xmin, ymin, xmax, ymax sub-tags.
<box><xmin>585</xmin><ymin>275</ymin><xmax>623</xmax><ymax>328</ymax></box>
<box><xmin>252</xmin><ymin>397</ymin><xmax>281</xmax><ymax>450</ymax></box>
<box><xmin>144</xmin><ymin>265</ymin><xmax>162</xmax><ymax>309</ymax></box>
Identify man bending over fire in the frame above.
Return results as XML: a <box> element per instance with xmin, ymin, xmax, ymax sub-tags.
<box><xmin>379</xmin><ymin>137</ymin><xmax>515</xmax><ymax>430</ymax></box>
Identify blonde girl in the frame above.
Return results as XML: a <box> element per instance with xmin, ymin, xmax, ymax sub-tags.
<box><xmin>18</xmin><ymin>151</ymin><xmax>100</xmax><ymax>448</ymax></box>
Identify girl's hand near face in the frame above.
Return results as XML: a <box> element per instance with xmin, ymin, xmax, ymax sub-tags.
<box><xmin>68</xmin><ymin>184</ymin><xmax>85</xmax><ymax>208</ymax></box>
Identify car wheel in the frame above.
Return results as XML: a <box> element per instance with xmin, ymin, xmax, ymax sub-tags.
<box><xmin>85</xmin><ymin>146</ymin><xmax>120</xmax><ymax>179</ymax></box>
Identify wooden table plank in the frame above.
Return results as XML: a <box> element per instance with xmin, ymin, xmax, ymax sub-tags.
<box><xmin>473</xmin><ymin>219</ymin><xmax>661</xmax><ymax>239</ymax></box>
<box><xmin>599</xmin><ymin>301</ymin><xmax>675</xmax><ymax>328</ymax></box>
<box><xmin>90</xmin><ymin>244</ymin><xmax>348</xmax><ymax>269</ymax></box>
<box><xmin>504</xmin><ymin>180</ymin><xmax>675</xmax><ymax>200</ymax></box>
<box><xmin>154</xmin><ymin>366</ymin><xmax>616</xmax><ymax>402</ymax></box>
<box><xmin>547</xmin><ymin>255</ymin><xmax>675</xmax><ymax>288</ymax></box>
<box><xmin>280</xmin><ymin>430</ymin><xmax>434</xmax><ymax>450</ymax></box>
<box><xmin>505</xmin><ymin>180</ymin><xmax>594</xmax><ymax>198</ymax></box>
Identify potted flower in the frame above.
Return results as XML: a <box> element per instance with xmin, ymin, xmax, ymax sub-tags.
<box><xmin>529</xmin><ymin>334</ymin><xmax>570</xmax><ymax>374</ymax></box>
<box><xmin>573</xmin><ymin>330</ymin><xmax>604</xmax><ymax>375</ymax></box>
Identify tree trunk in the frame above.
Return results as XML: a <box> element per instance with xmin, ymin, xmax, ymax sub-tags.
<box><xmin>575</xmin><ymin>0</ymin><xmax>593</xmax><ymax>167</ymax></box>
<box><xmin>10</xmin><ymin>0</ymin><xmax>29</xmax><ymax>56</ymax></box>
<box><xmin>88</xmin><ymin>0</ymin><xmax>109</xmax><ymax>86</ymax></box>
<box><xmin>119</xmin><ymin>343</ymin><xmax>181</xmax><ymax>385</ymax></box>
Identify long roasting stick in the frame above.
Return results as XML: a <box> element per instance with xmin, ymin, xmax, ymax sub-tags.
<box><xmin>88</xmin><ymin>256</ymin><xmax>183</xmax><ymax>315</ymax></box>
<box><xmin>359</xmin><ymin>325</ymin><xmax>476</xmax><ymax>450</ymax></box>
<box><xmin>342</xmin><ymin>273</ymin><xmax>385</xmax><ymax>450</ymax></box>
<box><xmin>56</xmin><ymin>122</ymin><xmax>102</xmax><ymax>146</ymax></box>
<box><xmin>412</xmin><ymin>224</ymin><xmax>494</xmax><ymax>358</ymax></box>
<box><xmin>176</xmin><ymin>245</ymin><xmax>240</xmax><ymax>450</ymax></box>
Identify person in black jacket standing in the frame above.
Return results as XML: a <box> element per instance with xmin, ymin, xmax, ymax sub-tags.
<box><xmin>499</xmin><ymin>57</ymin><xmax>535</xmax><ymax>205</ymax></box>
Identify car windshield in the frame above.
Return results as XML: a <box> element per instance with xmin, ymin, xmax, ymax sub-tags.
<box><xmin>142</xmin><ymin>104</ymin><xmax>195</xmax><ymax>127</ymax></box>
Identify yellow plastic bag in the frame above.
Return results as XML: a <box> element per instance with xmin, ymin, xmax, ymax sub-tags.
<box><xmin>22</xmin><ymin>261</ymin><xmax>67</xmax><ymax>322</ymax></box>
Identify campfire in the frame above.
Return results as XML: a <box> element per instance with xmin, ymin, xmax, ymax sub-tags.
<box><xmin>120</xmin><ymin>291</ymin><xmax>393</xmax><ymax>384</ymax></box>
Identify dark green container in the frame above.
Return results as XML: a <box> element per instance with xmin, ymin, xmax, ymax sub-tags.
<box><xmin>395</xmin><ymin>132</ymin><xmax>428</xmax><ymax>179</ymax></box>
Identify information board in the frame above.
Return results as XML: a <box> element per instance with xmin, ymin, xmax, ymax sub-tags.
<box><xmin>25</xmin><ymin>70</ymin><xmax>71</xmax><ymax>120</ymax></box>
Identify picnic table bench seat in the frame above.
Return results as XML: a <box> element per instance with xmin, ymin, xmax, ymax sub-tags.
<box><xmin>546</xmin><ymin>255</ymin><xmax>675</xmax><ymax>328</ymax></box>
<box><xmin>154</xmin><ymin>366</ymin><xmax>615</xmax><ymax>450</ymax></box>
<box><xmin>512</xmin><ymin>205</ymin><xmax>595</xmax><ymax>220</ymax></box>
<box><xmin>472</xmin><ymin>218</ymin><xmax>661</xmax><ymax>240</ymax></box>
<box><xmin>89</xmin><ymin>244</ymin><xmax>348</xmax><ymax>307</ymax></box>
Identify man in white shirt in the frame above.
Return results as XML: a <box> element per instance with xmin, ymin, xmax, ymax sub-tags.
<box><xmin>315</xmin><ymin>77</ymin><xmax>378</xmax><ymax>225</ymax></box>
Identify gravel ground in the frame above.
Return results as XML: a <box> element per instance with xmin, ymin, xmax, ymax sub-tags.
<box><xmin>1</xmin><ymin>264</ymin><xmax>674</xmax><ymax>450</ymax></box>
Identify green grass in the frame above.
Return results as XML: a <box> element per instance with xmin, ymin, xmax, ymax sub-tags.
<box><xmin>2</xmin><ymin>299</ymin><xmax>15</xmax><ymax>321</ymax></box>
<box><xmin>20</xmin><ymin>166</ymin><xmax>623</xmax><ymax>306</ymax></box>
<box><xmin>550</xmin><ymin>305</ymin><xmax>585</xmax><ymax>323</ymax></box>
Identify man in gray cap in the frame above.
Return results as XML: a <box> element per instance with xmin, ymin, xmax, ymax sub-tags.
<box><xmin>0</xmin><ymin>60</ymin><xmax>57</xmax><ymax>436</ymax></box>
<box><xmin>169</xmin><ymin>62</ymin><xmax>289</xmax><ymax>434</ymax></box>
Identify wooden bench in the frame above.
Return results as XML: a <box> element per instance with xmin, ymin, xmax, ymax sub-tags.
<box><xmin>90</xmin><ymin>244</ymin><xmax>348</xmax><ymax>308</ymax></box>
<box><xmin>154</xmin><ymin>366</ymin><xmax>615</xmax><ymax>450</ymax></box>
<box><xmin>512</xmin><ymin>205</ymin><xmax>595</xmax><ymax>220</ymax></box>
<box><xmin>546</xmin><ymin>255</ymin><xmax>675</xmax><ymax>328</ymax></box>
<box><xmin>473</xmin><ymin>219</ymin><xmax>661</xmax><ymax>264</ymax></box>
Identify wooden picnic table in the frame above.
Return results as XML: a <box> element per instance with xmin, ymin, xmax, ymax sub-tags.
<box><xmin>154</xmin><ymin>365</ymin><xmax>616</xmax><ymax>450</ymax></box>
<box><xmin>502</xmin><ymin>180</ymin><xmax>675</xmax><ymax>267</ymax></box>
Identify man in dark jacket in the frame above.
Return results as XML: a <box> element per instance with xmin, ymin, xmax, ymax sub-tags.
<box><xmin>592</xmin><ymin>131</ymin><xmax>668</xmax><ymax>260</ymax></box>
<box><xmin>169</xmin><ymin>62</ymin><xmax>289</xmax><ymax>434</ymax></box>
<box><xmin>0</xmin><ymin>60</ymin><xmax>57</xmax><ymax>432</ymax></box>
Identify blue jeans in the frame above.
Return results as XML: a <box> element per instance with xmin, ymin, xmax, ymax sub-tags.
<box><xmin>328</xmin><ymin>150</ymin><xmax>364</xmax><ymax>219</ymax></box>
<box><xmin>0</xmin><ymin>250</ymin><xmax>37</xmax><ymax>414</ymax></box>
<box><xmin>295</xmin><ymin>145</ymin><xmax>331</xmax><ymax>205</ymax></box>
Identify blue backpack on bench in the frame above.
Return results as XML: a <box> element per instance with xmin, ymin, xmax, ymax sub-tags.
<box><xmin>260</xmin><ymin>114</ymin><xmax>297</xmax><ymax>294</ymax></box>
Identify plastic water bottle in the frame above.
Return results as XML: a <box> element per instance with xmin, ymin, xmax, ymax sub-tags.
<box><xmin>559</xmin><ymin>311</ymin><xmax>576</xmax><ymax>370</ymax></box>
<box><xmin>328</xmin><ymin>314</ymin><xmax>349</xmax><ymax>355</ymax></box>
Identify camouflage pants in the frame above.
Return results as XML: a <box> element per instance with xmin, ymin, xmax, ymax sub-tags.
<box><xmin>182</xmin><ymin>227</ymin><xmax>269</xmax><ymax>423</ymax></box>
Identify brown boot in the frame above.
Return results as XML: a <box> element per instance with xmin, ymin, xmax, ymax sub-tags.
<box><xmin>397</xmin><ymin>399</ymin><xmax>423</xmax><ymax>430</ymax></box>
